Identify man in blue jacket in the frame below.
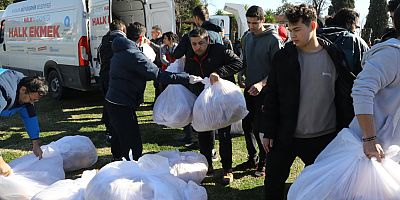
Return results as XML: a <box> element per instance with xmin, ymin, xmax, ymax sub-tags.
<box><xmin>0</xmin><ymin>68</ymin><xmax>48</xmax><ymax>176</ymax></box>
<box><xmin>105</xmin><ymin>23</ymin><xmax>201</xmax><ymax>161</ymax></box>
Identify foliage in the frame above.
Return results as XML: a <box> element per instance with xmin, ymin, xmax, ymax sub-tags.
<box><xmin>265</xmin><ymin>9</ymin><xmax>276</xmax><ymax>23</ymax></box>
<box><xmin>329</xmin><ymin>0</ymin><xmax>355</xmax><ymax>15</ymax></box>
<box><xmin>364</xmin><ymin>0</ymin><xmax>388</xmax><ymax>41</ymax></box>
<box><xmin>0</xmin><ymin>0</ymin><xmax>13</xmax><ymax>10</ymax></box>
<box><xmin>275</xmin><ymin>0</ymin><xmax>294</xmax><ymax>15</ymax></box>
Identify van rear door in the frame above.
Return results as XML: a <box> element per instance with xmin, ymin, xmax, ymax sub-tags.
<box><xmin>144</xmin><ymin>0</ymin><xmax>175</xmax><ymax>34</ymax></box>
<box><xmin>88</xmin><ymin>0</ymin><xmax>110</xmax><ymax>77</ymax></box>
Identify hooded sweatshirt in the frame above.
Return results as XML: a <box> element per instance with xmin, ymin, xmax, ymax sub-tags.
<box><xmin>349</xmin><ymin>38</ymin><xmax>400</xmax><ymax>148</ymax></box>
<box><xmin>242</xmin><ymin>25</ymin><xmax>283</xmax><ymax>87</ymax></box>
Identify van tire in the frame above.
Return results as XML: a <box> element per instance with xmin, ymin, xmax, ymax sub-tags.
<box><xmin>48</xmin><ymin>70</ymin><xmax>65</xmax><ymax>99</ymax></box>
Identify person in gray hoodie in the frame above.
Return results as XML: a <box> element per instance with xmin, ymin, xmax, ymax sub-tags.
<box><xmin>350</xmin><ymin>6</ymin><xmax>400</xmax><ymax>162</ymax></box>
<box><xmin>234</xmin><ymin>5</ymin><xmax>283</xmax><ymax>177</ymax></box>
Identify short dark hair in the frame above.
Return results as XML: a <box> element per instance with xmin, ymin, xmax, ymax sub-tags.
<box><xmin>325</xmin><ymin>16</ymin><xmax>335</xmax><ymax>27</ymax></box>
<box><xmin>246</xmin><ymin>5</ymin><xmax>264</xmax><ymax>20</ymax></box>
<box><xmin>162</xmin><ymin>31</ymin><xmax>178</xmax><ymax>43</ymax></box>
<box><xmin>188</xmin><ymin>27</ymin><xmax>209</xmax><ymax>39</ymax></box>
<box><xmin>152</xmin><ymin>25</ymin><xmax>162</xmax><ymax>33</ymax></box>
<box><xmin>109</xmin><ymin>19</ymin><xmax>126</xmax><ymax>32</ymax></box>
<box><xmin>333</xmin><ymin>8</ymin><xmax>359</xmax><ymax>31</ymax></box>
<box><xmin>126</xmin><ymin>22</ymin><xmax>146</xmax><ymax>42</ymax></box>
<box><xmin>285</xmin><ymin>4</ymin><xmax>317</xmax><ymax>26</ymax></box>
<box><xmin>192</xmin><ymin>5</ymin><xmax>209</xmax><ymax>22</ymax></box>
<box><xmin>19</xmin><ymin>76</ymin><xmax>48</xmax><ymax>96</ymax></box>
<box><xmin>388</xmin><ymin>0</ymin><xmax>400</xmax><ymax>12</ymax></box>
<box><xmin>393</xmin><ymin>6</ymin><xmax>400</xmax><ymax>31</ymax></box>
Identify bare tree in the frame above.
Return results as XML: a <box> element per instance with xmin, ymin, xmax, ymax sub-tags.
<box><xmin>309</xmin><ymin>0</ymin><xmax>329</xmax><ymax>17</ymax></box>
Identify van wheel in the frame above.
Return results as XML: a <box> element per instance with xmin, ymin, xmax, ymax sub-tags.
<box><xmin>48</xmin><ymin>70</ymin><xmax>65</xmax><ymax>99</ymax></box>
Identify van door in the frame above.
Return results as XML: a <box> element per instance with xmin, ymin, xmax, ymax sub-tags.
<box><xmin>144</xmin><ymin>0</ymin><xmax>176</xmax><ymax>34</ymax></box>
<box><xmin>88</xmin><ymin>0</ymin><xmax>110</xmax><ymax>77</ymax></box>
<box><xmin>0</xmin><ymin>19</ymin><xmax>8</xmax><ymax>67</ymax></box>
<box><xmin>5</xmin><ymin>18</ymin><xmax>28</xmax><ymax>74</ymax></box>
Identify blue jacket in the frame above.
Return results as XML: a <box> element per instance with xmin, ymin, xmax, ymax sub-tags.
<box><xmin>0</xmin><ymin>69</ymin><xmax>40</xmax><ymax>140</ymax></box>
<box><xmin>105</xmin><ymin>33</ymin><xmax>189</xmax><ymax>109</ymax></box>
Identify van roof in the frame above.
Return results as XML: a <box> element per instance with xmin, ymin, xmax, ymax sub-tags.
<box><xmin>2</xmin><ymin>0</ymin><xmax>85</xmax><ymax>18</ymax></box>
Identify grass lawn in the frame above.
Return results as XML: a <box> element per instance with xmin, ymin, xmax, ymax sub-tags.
<box><xmin>0</xmin><ymin>82</ymin><xmax>305</xmax><ymax>199</ymax></box>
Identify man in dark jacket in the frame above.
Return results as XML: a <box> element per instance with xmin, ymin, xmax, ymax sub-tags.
<box><xmin>260</xmin><ymin>5</ymin><xmax>355</xmax><ymax>199</ymax></box>
<box><xmin>98</xmin><ymin>19</ymin><xmax>126</xmax><ymax>143</ymax></box>
<box><xmin>0</xmin><ymin>69</ymin><xmax>48</xmax><ymax>162</ymax></box>
<box><xmin>318</xmin><ymin>8</ymin><xmax>369</xmax><ymax>75</ymax></box>
<box><xmin>173</xmin><ymin>5</ymin><xmax>223</xmax><ymax>59</ymax></box>
<box><xmin>185</xmin><ymin>27</ymin><xmax>243</xmax><ymax>185</ymax></box>
<box><xmin>105</xmin><ymin>23</ymin><xmax>201</xmax><ymax>161</ymax></box>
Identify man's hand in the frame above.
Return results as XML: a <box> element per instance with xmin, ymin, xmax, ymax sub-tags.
<box><xmin>363</xmin><ymin>140</ymin><xmax>385</xmax><ymax>162</ymax></box>
<box><xmin>0</xmin><ymin>157</ymin><xmax>12</xmax><ymax>177</ymax></box>
<box><xmin>209</xmin><ymin>73</ymin><xmax>220</xmax><ymax>85</ymax></box>
<box><xmin>189</xmin><ymin>75</ymin><xmax>203</xmax><ymax>84</ymax></box>
<box><xmin>248</xmin><ymin>82</ymin><xmax>264</xmax><ymax>96</ymax></box>
<box><xmin>262</xmin><ymin>137</ymin><xmax>273</xmax><ymax>153</ymax></box>
<box><xmin>32</xmin><ymin>140</ymin><xmax>43</xmax><ymax>160</ymax></box>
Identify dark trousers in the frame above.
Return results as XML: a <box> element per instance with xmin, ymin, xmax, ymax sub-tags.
<box><xmin>198</xmin><ymin>126</ymin><xmax>231</xmax><ymax>170</ymax></box>
<box><xmin>242</xmin><ymin>88</ymin><xmax>266</xmax><ymax>164</ymax></box>
<box><xmin>100</xmin><ymin>74</ymin><xmax>112</xmax><ymax>133</ymax></box>
<box><xmin>264</xmin><ymin>133</ymin><xmax>337</xmax><ymax>200</ymax></box>
<box><xmin>153</xmin><ymin>80</ymin><xmax>164</xmax><ymax>102</ymax></box>
<box><xmin>106</xmin><ymin>102</ymin><xmax>142</xmax><ymax>161</ymax></box>
<box><xmin>183</xmin><ymin>124</ymin><xmax>193</xmax><ymax>143</ymax></box>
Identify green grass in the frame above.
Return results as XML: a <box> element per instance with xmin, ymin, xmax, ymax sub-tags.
<box><xmin>0</xmin><ymin>82</ymin><xmax>305</xmax><ymax>199</ymax></box>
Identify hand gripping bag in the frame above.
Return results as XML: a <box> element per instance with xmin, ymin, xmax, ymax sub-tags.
<box><xmin>288</xmin><ymin>128</ymin><xmax>400</xmax><ymax>200</ymax></box>
<box><xmin>0</xmin><ymin>146</ymin><xmax>65</xmax><ymax>200</ymax></box>
<box><xmin>192</xmin><ymin>78</ymin><xmax>248</xmax><ymax>132</ymax></box>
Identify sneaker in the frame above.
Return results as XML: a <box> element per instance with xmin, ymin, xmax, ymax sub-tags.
<box><xmin>222</xmin><ymin>170</ymin><xmax>234</xmax><ymax>185</ymax></box>
<box><xmin>233</xmin><ymin>160</ymin><xmax>258</xmax><ymax>171</ymax></box>
<box><xmin>185</xmin><ymin>141</ymin><xmax>199</xmax><ymax>150</ymax></box>
<box><xmin>254</xmin><ymin>166</ymin><xmax>266</xmax><ymax>177</ymax></box>
<box><xmin>212</xmin><ymin>149</ymin><xmax>219</xmax><ymax>161</ymax></box>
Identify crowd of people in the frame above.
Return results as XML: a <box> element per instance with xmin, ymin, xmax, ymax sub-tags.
<box><xmin>2</xmin><ymin>1</ymin><xmax>400</xmax><ymax>199</ymax></box>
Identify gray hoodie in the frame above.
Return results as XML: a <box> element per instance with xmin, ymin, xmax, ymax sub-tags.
<box><xmin>349</xmin><ymin>38</ymin><xmax>400</xmax><ymax>148</ymax></box>
<box><xmin>242</xmin><ymin>25</ymin><xmax>283</xmax><ymax>87</ymax></box>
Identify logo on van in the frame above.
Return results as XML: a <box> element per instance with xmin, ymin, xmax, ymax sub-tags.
<box><xmin>64</xmin><ymin>16</ymin><xmax>71</xmax><ymax>27</ymax></box>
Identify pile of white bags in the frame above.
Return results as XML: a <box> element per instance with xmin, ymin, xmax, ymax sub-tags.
<box><xmin>288</xmin><ymin>128</ymin><xmax>400</xmax><ymax>200</ymax></box>
<box><xmin>0</xmin><ymin>146</ymin><xmax>65</xmax><ymax>200</ymax></box>
<box><xmin>85</xmin><ymin>154</ymin><xmax>207</xmax><ymax>200</ymax></box>
<box><xmin>153</xmin><ymin>58</ymin><xmax>196</xmax><ymax>128</ymax></box>
<box><xmin>192</xmin><ymin>78</ymin><xmax>248</xmax><ymax>132</ymax></box>
<box><xmin>47</xmin><ymin>135</ymin><xmax>98</xmax><ymax>172</ymax></box>
<box><xmin>156</xmin><ymin>150</ymin><xmax>208</xmax><ymax>184</ymax></box>
<box><xmin>32</xmin><ymin>170</ymin><xmax>97</xmax><ymax>200</ymax></box>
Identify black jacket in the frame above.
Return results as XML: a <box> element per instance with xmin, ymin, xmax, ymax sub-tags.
<box><xmin>185</xmin><ymin>43</ymin><xmax>243</xmax><ymax>96</ymax></box>
<box><xmin>98</xmin><ymin>31</ymin><xmax>120</xmax><ymax>78</ymax></box>
<box><xmin>106</xmin><ymin>34</ymin><xmax>189</xmax><ymax>108</ymax></box>
<box><xmin>174</xmin><ymin>21</ymin><xmax>223</xmax><ymax>59</ymax></box>
<box><xmin>318</xmin><ymin>27</ymin><xmax>369</xmax><ymax>75</ymax></box>
<box><xmin>260</xmin><ymin>38</ymin><xmax>356</xmax><ymax>147</ymax></box>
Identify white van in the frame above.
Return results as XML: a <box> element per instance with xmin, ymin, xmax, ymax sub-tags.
<box><xmin>0</xmin><ymin>0</ymin><xmax>175</xmax><ymax>99</ymax></box>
